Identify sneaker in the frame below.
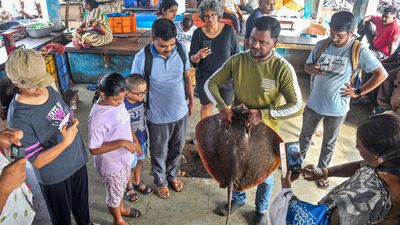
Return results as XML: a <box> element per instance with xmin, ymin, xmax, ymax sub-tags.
<box><xmin>372</xmin><ymin>106</ymin><xmax>394</xmax><ymax>115</ymax></box>
<box><xmin>219</xmin><ymin>201</ymin><xmax>245</xmax><ymax>216</ymax></box>
<box><xmin>255</xmin><ymin>212</ymin><xmax>268</xmax><ymax>225</ymax></box>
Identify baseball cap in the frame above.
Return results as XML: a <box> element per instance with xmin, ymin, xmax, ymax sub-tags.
<box><xmin>5</xmin><ymin>49</ymin><xmax>55</xmax><ymax>88</ymax></box>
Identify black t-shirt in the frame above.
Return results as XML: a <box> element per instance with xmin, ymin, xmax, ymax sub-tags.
<box><xmin>7</xmin><ymin>87</ymin><xmax>88</xmax><ymax>185</ymax></box>
<box><xmin>189</xmin><ymin>24</ymin><xmax>239</xmax><ymax>79</ymax></box>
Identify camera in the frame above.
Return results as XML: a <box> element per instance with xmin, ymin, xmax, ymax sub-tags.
<box><xmin>10</xmin><ymin>144</ymin><xmax>25</xmax><ymax>160</ymax></box>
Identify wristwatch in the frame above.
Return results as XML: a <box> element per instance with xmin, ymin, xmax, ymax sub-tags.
<box><xmin>355</xmin><ymin>88</ymin><xmax>362</xmax><ymax>96</ymax></box>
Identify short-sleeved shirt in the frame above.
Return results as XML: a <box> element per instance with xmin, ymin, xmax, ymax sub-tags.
<box><xmin>371</xmin><ymin>16</ymin><xmax>400</xmax><ymax>56</ymax></box>
<box><xmin>130</xmin><ymin>43</ymin><xmax>190</xmax><ymax>124</ymax></box>
<box><xmin>175</xmin><ymin>23</ymin><xmax>197</xmax><ymax>52</ymax></box>
<box><xmin>245</xmin><ymin>8</ymin><xmax>263</xmax><ymax>39</ymax></box>
<box><xmin>7</xmin><ymin>87</ymin><xmax>88</xmax><ymax>185</ymax></box>
<box><xmin>306</xmin><ymin>39</ymin><xmax>381</xmax><ymax>116</ymax></box>
<box><xmin>221</xmin><ymin>0</ymin><xmax>237</xmax><ymax>11</ymax></box>
<box><xmin>88</xmin><ymin>102</ymin><xmax>134</xmax><ymax>175</ymax></box>
<box><xmin>124</xmin><ymin>99</ymin><xmax>147</xmax><ymax>145</ymax></box>
<box><xmin>189</xmin><ymin>24</ymin><xmax>239</xmax><ymax>79</ymax></box>
<box><xmin>20</xmin><ymin>0</ymin><xmax>39</xmax><ymax>17</ymax></box>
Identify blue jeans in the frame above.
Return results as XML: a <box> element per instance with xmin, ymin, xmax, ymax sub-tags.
<box><xmin>232</xmin><ymin>175</ymin><xmax>274</xmax><ymax>213</ymax></box>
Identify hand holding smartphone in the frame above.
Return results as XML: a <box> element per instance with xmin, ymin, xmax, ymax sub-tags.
<box><xmin>280</xmin><ymin>141</ymin><xmax>303</xmax><ymax>177</ymax></box>
<box><xmin>10</xmin><ymin>144</ymin><xmax>25</xmax><ymax>160</ymax></box>
<box><xmin>202</xmin><ymin>40</ymin><xmax>212</xmax><ymax>49</ymax></box>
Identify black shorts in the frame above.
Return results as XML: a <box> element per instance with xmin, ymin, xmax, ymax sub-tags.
<box><xmin>196</xmin><ymin>73</ymin><xmax>234</xmax><ymax>106</ymax></box>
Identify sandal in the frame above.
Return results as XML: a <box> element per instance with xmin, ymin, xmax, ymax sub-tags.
<box><xmin>157</xmin><ymin>186</ymin><xmax>170</xmax><ymax>199</ymax></box>
<box><xmin>315</xmin><ymin>179</ymin><xmax>329</xmax><ymax>189</ymax></box>
<box><xmin>125</xmin><ymin>186</ymin><xmax>140</xmax><ymax>202</ymax></box>
<box><xmin>169</xmin><ymin>179</ymin><xmax>184</xmax><ymax>192</ymax></box>
<box><xmin>133</xmin><ymin>181</ymin><xmax>154</xmax><ymax>195</ymax></box>
<box><xmin>126</xmin><ymin>208</ymin><xmax>141</xmax><ymax>218</ymax></box>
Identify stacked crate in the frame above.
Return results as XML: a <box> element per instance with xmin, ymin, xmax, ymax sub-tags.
<box><xmin>43</xmin><ymin>52</ymin><xmax>71</xmax><ymax>94</ymax></box>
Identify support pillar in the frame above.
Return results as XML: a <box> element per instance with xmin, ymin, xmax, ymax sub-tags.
<box><xmin>41</xmin><ymin>0</ymin><xmax>63</xmax><ymax>30</ymax></box>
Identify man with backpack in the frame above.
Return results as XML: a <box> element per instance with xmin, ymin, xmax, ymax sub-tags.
<box><xmin>299</xmin><ymin>11</ymin><xmax>388</xmax><ymax>189</ymax></box>
<box><xmin>130</xmin><ymin>18</ymin><xmax>194</xmax><ymax>199</ymax></box>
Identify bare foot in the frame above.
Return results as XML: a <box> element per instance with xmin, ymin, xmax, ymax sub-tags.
<box><xmin>114</xmin><ymin>219</ymin><xmax>129</xmax><ymax>225</ymax></box>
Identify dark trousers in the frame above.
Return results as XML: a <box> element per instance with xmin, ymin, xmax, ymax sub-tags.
<box><xmin>148</xmin><ymin>115</ymin><xmax>188</xmax><ymax>187</ymax></box>
<box><xmin>40</xmin><ymin>165</ymin><xmax>90</xmax><ymax>225</ymax></box>
<box><xmin>377</xmin><ymin>67</ymin><xmax>400</xmax><ymax>111</ymax></box>
<box><xmin>223</xmin><ymin>12</ymin><xmax>244</xmax><ymax>33</ymax></box>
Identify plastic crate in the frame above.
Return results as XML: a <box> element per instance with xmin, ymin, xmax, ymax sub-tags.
<box><xmin>108</xmin><ymin>13</ymin><xmax>137</xmax><ymax>33</ymax></box>
<box><xmin>43</xmin><ymin>54</ymin><xmax>59</xmax><ymax>89</ymax></box>
<box><xmin>53</xmin><ymin>52</ymin><xmax>71</xmax><ymax>94</ymax></box>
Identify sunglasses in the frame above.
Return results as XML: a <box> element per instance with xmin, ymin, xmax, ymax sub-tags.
<box><xmin>127</xmin><ymin>89</ymin><xmax>147</xmax><ymax>97</ymax></box>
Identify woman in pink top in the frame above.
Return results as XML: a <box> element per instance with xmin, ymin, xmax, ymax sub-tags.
<box><xmin>88</xmin><ymin>73</ymin><xmax>142</xmax><ymax>225</ymax></box>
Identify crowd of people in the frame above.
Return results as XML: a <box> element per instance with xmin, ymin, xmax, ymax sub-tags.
<box><xmin>0</xmin><ymin>0</ymin><xmax>399</xmax><ymax>225</ymax></box>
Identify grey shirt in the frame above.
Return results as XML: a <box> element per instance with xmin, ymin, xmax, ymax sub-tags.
<box><xmin>8</xmin><ymin>87</ymin><xmax>88</xmax><ymax>185</ymax></box>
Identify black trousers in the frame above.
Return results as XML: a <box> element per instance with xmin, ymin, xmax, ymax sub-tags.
<box><xmin>40</xmin><ymin>165</ymin><xmax>90</xmax><ymax>225</ymax></box>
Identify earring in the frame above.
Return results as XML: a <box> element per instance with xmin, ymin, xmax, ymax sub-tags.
<box><xmin>378</xmin><ymin>158</ymin><xmax>384</xmax><ymax>163</ymax></box>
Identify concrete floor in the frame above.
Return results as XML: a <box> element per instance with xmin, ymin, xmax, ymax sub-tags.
<box><xmin>30</xmin><ymin>72</ymin><xmax>372</xmax><ymax>225</ymax></box>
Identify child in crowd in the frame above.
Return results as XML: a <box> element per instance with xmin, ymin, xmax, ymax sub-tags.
<box><xmin>88</xmin><ymin>73</ymin><xmax>142</xmax><ymax>225</ymax></box>
<box><xmin>124</xmin><ymin>74</ymin><xmax>153</xmax><ymax>202</ymax></box>
<box><xmin>176</xmin><ymin>14</ymin><xmax>197</xmax><ymax>87</ymax></box>
<box><xmin>176</xmin><ymin>14</ymin><xmax>197</xmax><ymax>52</ymax></box>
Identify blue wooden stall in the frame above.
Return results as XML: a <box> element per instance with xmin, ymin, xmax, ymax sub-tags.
<box><xmin>65</xmin><ymin>34</ymin><xmax>152</xmax><ymax>83</ymax></box>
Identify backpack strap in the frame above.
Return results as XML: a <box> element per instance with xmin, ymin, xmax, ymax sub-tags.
<box><xmin>175</xmin><ymin>42</ymin><xmax>187</xmax><ymax>71</ymax></box>
<box><xmin>144</xmin><ymin>44</ymin><xmax>152</xmax><ymax>109</ymax></box>
<box><xmin>350</xmin><ymin>39</ymin><xmax>362</xmax><ymax>85</ymax></box>
<box><xmin>316</xmin><ymin>38</ymin><xmax>332</xmax><ymax>61</ymax></box>
<box><xmin>175</xmin><ymin>41</ymin><xmax>188</xmax><ymax>99</ymax></box>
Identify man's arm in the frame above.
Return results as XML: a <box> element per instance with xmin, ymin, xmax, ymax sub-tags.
<box><xmin>388</xmin><ymin>41</ymin><xmax>399</xmax><ymax>56</ymax></box>
<box><xmin>205</xmin><ymin>58</ymin><xmax>234</xmax><ymax>111</ymax></box>
<box><xmin>36</xmin><ymin>2</ymin><xmax>41</xmax><ymax>18</ymax></box>
<box><xmin>341</xmin><ymin>66</ymin><xmax>388</xmax><ymax>98</ymax></box>
<box><xmin>261</xmin><ymin>65</ymin><xmax>303</xmax><ymax>120</ymax></box>
<box><xmin>184</xmin><ymin>70</ymin><xmax>195</xmax><ymax>115</ymax></box>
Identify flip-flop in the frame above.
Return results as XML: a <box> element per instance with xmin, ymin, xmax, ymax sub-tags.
<box><xmin>126</xmin><ymin>208</ymin><xmax>141</xmax><ymax>218</ymax></box>
<box><xmin>169</xmin><ymin>179</ymin><xmax>184</xmax><ymax>192</ymax></box>
<box><xmin>133</xmin><ymin>181</ymin><xmax>154</xmax><ymax>195</ymax></box>
<box><xmin>157</xmin><ymin>186</ymin><xmax>170</xmax><ymax>199</ymax></box>
<box><xmin>315</xmin><ymin>179</ymin><xmax>329</xmax><ymax>189</ymax></box>
<box><xmin>125</xmin><ymin>186</ymin><xmax>140</xmax><ymax>202</ymax></box>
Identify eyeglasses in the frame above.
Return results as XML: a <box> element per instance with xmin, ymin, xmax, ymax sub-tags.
<box><xmin>203</xmin><ymin>14</ymin><xmax>217</xmax><ymax>19</ymax></box>
<box><xmin>127</xmin><ymin>90</ymin><xmax>147</xmax><ymax>97</ymax></box>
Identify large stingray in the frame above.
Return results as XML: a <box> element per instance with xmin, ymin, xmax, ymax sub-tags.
<box><xmin>195</xmin><ymin>105</ymin><xmax>283</xmax><ymax>224</ymax></box>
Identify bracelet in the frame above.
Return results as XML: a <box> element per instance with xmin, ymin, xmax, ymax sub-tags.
<box><xmin>322</xmin><ymin>168</ymin><xmax>329</xmax><ymax>179</ymax></box>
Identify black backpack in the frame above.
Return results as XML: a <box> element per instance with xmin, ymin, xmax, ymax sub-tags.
<box><xmin>143</xmin><ymin>42</ymin><xmax>187</xmax><ymax>109</ymax></box>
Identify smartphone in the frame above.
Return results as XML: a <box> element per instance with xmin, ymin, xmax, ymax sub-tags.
<box><xmin>10</xmin><ymin>144</ymin><xmax>25</xmax><ymax>160</ymax></box>
<box><xmin>202</xmin><ymin>40</ymin><xmax>212</xmax><ymax>49</ymax></box>
<box><xmin>285</xmin><ymin>142</ymin><xmax>302</xmax><ymax>175</ymax></box>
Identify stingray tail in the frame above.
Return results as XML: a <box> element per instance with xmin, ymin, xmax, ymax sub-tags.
<box><xmin>225</xmin><ymin>182</ymin><xmax>233</xmax><ymax>225</ymax></box>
